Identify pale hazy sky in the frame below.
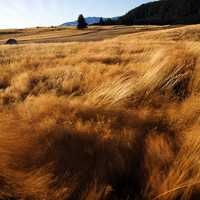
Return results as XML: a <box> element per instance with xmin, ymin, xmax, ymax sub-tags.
<box><xmin>0</xmin><ymin>0</ymin><xmax>151</xmax><ymax>29</ymax></box>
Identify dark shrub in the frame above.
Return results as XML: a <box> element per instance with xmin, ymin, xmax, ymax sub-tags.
<box><xmin>6</xmin><ymin>39</ymin><xmax>17</xmax><ymax>45</ymax></box>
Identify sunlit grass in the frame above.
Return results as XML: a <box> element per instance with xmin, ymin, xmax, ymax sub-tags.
<box><xmin>0</xmin><ymin>25</ymin><xmax>200</xmax><ymax>200</ymax></box>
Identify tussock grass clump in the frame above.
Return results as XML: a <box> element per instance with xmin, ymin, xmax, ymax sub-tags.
<box><xmin>0</xmin><ymin>25</ymin><xmax>200</xmax><ymax>200</ymax></box>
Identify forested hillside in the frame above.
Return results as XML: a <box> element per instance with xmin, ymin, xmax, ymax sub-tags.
<box><xmin>119</xmin><ymin>0</ymin><xmax>200</xmax><ymax>25</ymax></box>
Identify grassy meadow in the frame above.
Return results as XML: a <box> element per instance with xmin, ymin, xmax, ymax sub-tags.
<box><xmin>0</xmin><ymin>25</ymin><xmax>174</xmax><ymax>44</ymax></box>
<box><xmin>0</xmin><ymin>25</ymin><xmax>200</xmax><ymax>200</ymax></box>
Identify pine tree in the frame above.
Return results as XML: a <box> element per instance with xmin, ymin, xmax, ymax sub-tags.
<box><xmin>99</xmin><ymin>17</ymin><xmax>104</xmax><ymax>25</ymax></box>
<box><xmin>77</xmin><ymin>14</ymin><xmax>88</xmax><ymax>29</ymax></box>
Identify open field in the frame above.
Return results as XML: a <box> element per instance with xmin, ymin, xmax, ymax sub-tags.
<box><xmin>0</xmin><ymin>25</ymin><xmax>183</xmax><ymax>44</ymax></box>
<box><xmin>0</xmin><ymin>24</ymin><xmax>200</xmax><ymax>200</ymax></box>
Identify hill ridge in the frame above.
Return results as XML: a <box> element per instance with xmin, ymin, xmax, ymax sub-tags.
<box><xmin>119</xmin><ymin>0</ymin><xmax>200</xmax><ymax>25</ymax></box>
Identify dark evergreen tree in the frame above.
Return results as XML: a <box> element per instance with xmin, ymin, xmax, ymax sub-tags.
<box><xmin>99</xmin><ymin>17</ymin><xmax>104</xmax><ymax>25</ymax></box>
<box><xmin>77</xmin><ymin>14</ymin><xmax>88</xmax><ymax>29</ymax></box>
<box><xmin>104</xmin><ymin>18</ymin><xmax>113</xmax><ymax>25</ymax></box>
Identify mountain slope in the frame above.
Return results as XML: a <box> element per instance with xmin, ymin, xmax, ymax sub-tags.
<box><xmin>119</xmin><ymin>0</ymin><xmax>200</xmax><ymax>25</ymax></box>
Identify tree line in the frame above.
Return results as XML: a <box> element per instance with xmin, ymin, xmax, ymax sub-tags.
<box><xmin>76</xmin><ymin>14</ymin><xmax>118</xmax><ymax>29</ymax></box>
<box><xmin>77</xmin><ymin>0</ymin><xmax>200</xmax><ymax>28</ymax></box>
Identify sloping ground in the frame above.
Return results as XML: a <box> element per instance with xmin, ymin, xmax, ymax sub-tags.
<box><xmin>0</xmin><ymin>25</ymin><xmax>181</xmax><ymax>44</ymax></box>
<box><xmin>126</xmin><ymin>24</ymin><xmax>200</xmax><ymax>42</ymax></box>
<box><xmin>0</xmin><ymin>25</ymin><xmax>200</xmax><ymax>200</ymax></box>
<box><xmin>119</xmin><ymin>0</ymin><xmax>200</xmax><ymax>25</ymax></box>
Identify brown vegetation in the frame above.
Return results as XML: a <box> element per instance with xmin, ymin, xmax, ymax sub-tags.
<box><xmin>0</xmin><ymin>25</ymin><xmax>200</xmax><ymax>200</ymax></box>
<box><xmin>0</xmin><ymin>25</ymin><xmax>179</xmax><ymax>44</ymax></box>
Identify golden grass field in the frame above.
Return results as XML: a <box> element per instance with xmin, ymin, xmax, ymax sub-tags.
<box><xmin>0</xmin><ymin>24</ymin><xmax>200</xmax><ymax>200</ymax></box>
<box><xmin>0</xmin><ymin>25</ymin><xmax>178</xmax><ymax>44</ymax></box>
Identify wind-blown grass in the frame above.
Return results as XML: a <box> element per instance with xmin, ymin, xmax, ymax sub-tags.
<box><xmin>0</xmin><ymin>25</ymin><xmax>200</xmax><ymax>200</ymax></box>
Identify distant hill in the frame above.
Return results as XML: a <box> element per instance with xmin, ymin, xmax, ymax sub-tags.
<box><xmin>61</xmin><ymin>17</ymin><xmax>118</xmax><ymax>26</ymax></box>
<box><xmin>119</xmin><ymin>0</ymin><xmax>200</xmax><ymax>25</ymax></box>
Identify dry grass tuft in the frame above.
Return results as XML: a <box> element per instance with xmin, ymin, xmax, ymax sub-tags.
<box><xmin>0</xmin><ymin>25</ymin><xmax>200</xmax><ymax>200</ymax></box>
